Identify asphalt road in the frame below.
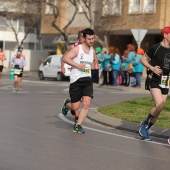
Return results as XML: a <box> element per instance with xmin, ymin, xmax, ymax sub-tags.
<box><xmin>0</xmin><ymin>77</ymin><xmax>169</xmax><ymax>170</ymax></box>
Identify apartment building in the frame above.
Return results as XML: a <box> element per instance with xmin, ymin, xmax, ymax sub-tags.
<box><xmin>100</xmin><ymin>0</ymin><xmax>170</xmax><ymax>53</ymax></box>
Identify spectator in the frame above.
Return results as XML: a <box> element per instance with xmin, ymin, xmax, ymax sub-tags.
<box><xmin>101</xmin><ymin>47</ymin><xmax>110</xmax><ymax>85</ymax></box>
<box><xmin>124</xmin><ymin>44</ymin><xmax>136</xmax><ymax>86</ymax></box>
<box><xmin>115</xmin><ymin>47</ymin><xmax>122</xmax><ymax>85</ymax></box>
<box><xmin>92</xmin><ymin>47</ymin><xmax>102</xmax><ymax>83</ymax></box>
<box><xmin>120</xmin><ymin>50</ymin><xmax>129</xmax><ymax>85</ymax></box>
<box><xmin>110</xmin><ymin>47</ymin><xmax>121</xmax><ymax>86</ymax></box>
<box><xmin>97</xmin><ymin>47</ymin><xmax>105</xmax><ymax>81</ymax></box>
<box><xmin>108</xmin><ymin>46</ymin><xmax>115</xmax><ymax>85</ymax></box>
<box><xmin>132</xmin><ymin>48</ymin><xmax>144</xmax><ymax>88</ymax></box>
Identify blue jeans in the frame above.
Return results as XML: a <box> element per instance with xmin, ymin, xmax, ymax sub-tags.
<box><xmin>112</xmin><ymin>70</ymin><xmax>118</xmax><ymax>85</ymax></box>
<box><xmin>136</xmin><ymin>72</ymin><xmax>142</xmax><ymax>87</ymax></box>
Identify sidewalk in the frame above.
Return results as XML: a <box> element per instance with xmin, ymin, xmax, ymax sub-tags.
<box><xmin>3</xmin><ymin>69</ymin><xmax>170</xmax><ymax>139</ymax></box>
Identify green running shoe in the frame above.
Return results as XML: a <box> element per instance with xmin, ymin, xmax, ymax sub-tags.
<box><xmin>73</xmin><ymin>124</ymin><xmax>85</xmax><ymax>134</ymax></box>
<box><xmin>61</xmin><ymin>99</ymin><xmax>70</xmax><ymax>116</ymax></box>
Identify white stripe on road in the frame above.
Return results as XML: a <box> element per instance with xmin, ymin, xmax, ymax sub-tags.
<box><xmin>63</xmin><ymin>88</ymin><xmax>69</xmax><ymax>92</ymax></box>
<box><xmin>58</xmin><ymin>113</ymin><xmax>170</xmax><ymax>147</ymax></box>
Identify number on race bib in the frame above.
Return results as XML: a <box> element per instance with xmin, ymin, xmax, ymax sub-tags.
<box><xmin>81</xmin><ymin>67</ymin><xmax>91</xmax><ymax>76</ymax></box>
<box><xmin>159</xmin><ymin>75</ymin><xmax>170</xmax><ymax>89</ymax></box>
<box><xmin>14</xmin><ymin>69</ymin><xmax>21</xmax><ymax>75</ymax></box>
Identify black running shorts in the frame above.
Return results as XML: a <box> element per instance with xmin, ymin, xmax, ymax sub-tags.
<box><xmin>69</xmin><ymin>77</ymin><xmax>93</xmax><ymax>103</ymax></box>
<box><xmin>149</xmin><ymin>80</ymin><xmax>169</xmax><ymax>95</ymax></box>
<box><xmin>14</xmin><ymin>65</ymin><xmax>22</xmax><ymax>77</ymax></box>
<box><xmin>20</xmin><ymin>68</ymin><xmax>24</xmax><ymax>77</ymax></box>
<box><xmin>0</xmin><ymin>66</ymin><xmax>3</xmax><ymax>72</ymax></box>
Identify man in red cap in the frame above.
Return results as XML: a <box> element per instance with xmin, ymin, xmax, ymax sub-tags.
<box><xmin>161</xmin><ymin>26</ymin><xmax>170</xmax><ymax>35</ymax></box>
<box><xmin>139</xmin><ymin>26</ymin><xmax>170</xmax><ymax>141</ymax></box>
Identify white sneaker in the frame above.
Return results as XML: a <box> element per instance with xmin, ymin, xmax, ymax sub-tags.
<box><xmin>12</xmin><ymin>87</ymin><xmax>16</xmax><ymax>93</ymax></box>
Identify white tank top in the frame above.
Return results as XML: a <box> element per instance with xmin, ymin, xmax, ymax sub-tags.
<box><xmin>70</xmin><ymin>44</ymin><xmax>94</xmax><ymax>84</ymax></box>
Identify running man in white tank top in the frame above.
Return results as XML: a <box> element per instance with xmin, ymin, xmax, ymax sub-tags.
<box><xmin>60</xmin><ymin>30</ymin><xmax>99</xmax><ymax>127</ymax></box>
<box><xmin>62</xmin><ymin>28</ymin><xmax>96</xmax><ymax>134</ymax></box>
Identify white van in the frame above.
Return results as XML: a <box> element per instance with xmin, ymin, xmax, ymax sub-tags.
<box><xmin>38</xmin><ymin>55</ymin><xmax>71</xmax><ymax>81</ymax></box>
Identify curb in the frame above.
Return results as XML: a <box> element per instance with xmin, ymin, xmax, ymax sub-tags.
<box><xmin>87</xmin><ymin>109</ymin><xmax>170</xmax><ymax>139</ymax></box>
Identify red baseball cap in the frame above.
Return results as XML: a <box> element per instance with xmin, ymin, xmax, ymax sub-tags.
<box><xmin>161</xmin><ymin>26</ymin><xmax>170</xmax><ymax>35</ymax></box>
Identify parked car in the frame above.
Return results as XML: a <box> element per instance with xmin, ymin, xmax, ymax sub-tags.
<box><xmin>38</xmin><ymin>55</ymin><xmax>71</xmax><ymax>81</ymax></box>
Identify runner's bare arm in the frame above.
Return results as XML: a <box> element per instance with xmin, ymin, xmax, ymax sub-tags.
<box><xmin>63</xmin><ymin>46</ymin><xmax>85</xmax><ymax>69</ymax></box>
<box><xmin>61</xmin><ymin>45</ymin><xmax>74</xmax><ymax>73</ymax></box>
<box><xmin>140</xmin><ymin>54</ymin><xmax>162</xmax><ymax>75</ymax></box>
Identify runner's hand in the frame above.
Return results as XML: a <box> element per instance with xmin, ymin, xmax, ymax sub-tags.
<box><xmin>152</xmin><ymin>66</ymin><xmax>162</xmax><ymax>76</ymax></box>
<box><xmin>61</xmin><ymin>67</ymin><xmax>65</xmax><ymax>74</ymax></box>
<box><xmin>78</xmin><ymin>64</ymin><xmax>86</xmax><ymax>69</ymax></box>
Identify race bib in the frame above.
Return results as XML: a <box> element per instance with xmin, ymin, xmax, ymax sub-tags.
<box><xmin>81</xmin><ymin>67</ymin><xmax>91</xmax><ymax>76</ymax></box>
<box><xmin>14</xmin><ymin>69</ymin><xmax>21</xmax><ymax>75</ymax></box>
<box><xmin>159</xmin><ymin>75</ymin><xmax>170</xmax><ymax>89</ymax></box>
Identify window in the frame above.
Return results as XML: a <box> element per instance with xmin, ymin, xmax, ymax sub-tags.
<box><xmin>143</xmin><ymin>0</ymin><xmax>156</xmax><ymax>13</ymax></box>
<box><xmin>44</xmin><ymin>57</ymin><xmax>52</xmax><ymax>66</ymax></box>
<box><xmin>111</xmin><ymin>0</ymin><xmax>121</xmax><ymax>15</ymax></box>
<box><xmin>45</xmin><ymin>0</ymin><xmax>57</xmax><ymax>15</ymax></box>
<box><xmin>102</xmin><ymin>0</ymin><xmax>121</xmax><ymax>16</ymax></box>
<box><xmin>128</xmin><ymin>0</ymin><xmax>141</xmax><ymax>14</ymax></box>
<box><xmin>102</xmin><ymin>0</ymin><xmax>110</xmax><ymax>16</ymax></box>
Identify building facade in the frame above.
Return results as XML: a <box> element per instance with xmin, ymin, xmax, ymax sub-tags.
<box><xmin>41</xmin><ymin>0</ymin><xmax>91</xmax><ymax>54</ymax></box>
<box><xmin>100</xmin><ymin>0</ymin><xmax>170</xmax><ymax>53</ymax></box>
<box><xmin>40</xmin><ymin>0</ymin><xmax>170</xmax><ymax>54</ymax></box>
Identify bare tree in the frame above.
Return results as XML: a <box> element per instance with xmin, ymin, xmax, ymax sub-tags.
<box><xmin>0</xmin><ymin>0</ymin><xmax>41</xmax><ymax>47</ymax></box>
<box><xmin>42</xmin><ymin>0</ymin><xmax>79</xmax><ymax>51</ymax></box>
<box><xmin>77</xmin><ymin>0</ymin><xmax>109</xmax><ymax>47</ymax></box>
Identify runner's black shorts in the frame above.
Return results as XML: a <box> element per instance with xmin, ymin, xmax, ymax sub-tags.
<box><xmin>149</xmin><ymin>80</ymin><xmax>169</xmax><ymax>95</ymax></box>
<box><xmin>20</xmin><ymin>68</ymin><xmax>24</xmax><ymax>77</ymax></box>
<box><xmin>0</xmin><ymin>66</ymin><xmax>3</xmax><ymax>72</ymax></box>
<box><xmin>14</xmin><ymin>65</ymin><xmax>22</xmax><ymax>77</ymax></box>
<box><xmin>69</xmin><ymin>77</ymin><xmax>93</xmax><ymax>103</ymax></box>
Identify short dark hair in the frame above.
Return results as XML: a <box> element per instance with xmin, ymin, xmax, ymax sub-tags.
<box><xmin>78</xmin><ymin>30</ymin><xmax>84</xmax><ymax>38</ymax></box>
<box><xmin>83</xmin><ymin>28</ymin><xmax>95</xmax><ymax>38</ymax></box>
<box><xmin>18</xmin><ymin>46</ymin><xmax>23</xmax><ymax>50</ymax></box>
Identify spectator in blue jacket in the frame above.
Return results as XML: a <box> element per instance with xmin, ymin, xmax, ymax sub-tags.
<box><xmin>132</xmin><ymin>48</ymin><xmax>144</xmax><ymax>88</ymax></box>
<box><xmin>111</xmin><ymin>47</ymin><xmax>121</xmax><ymax>86</ymax></box>
<box><xmin>120</xmin><ymin>50</ymin><xmax>129</xmax><ymax>85</ymax></box>
<box><xmin>98</xmin><ymin>48</ymin><xmax>106</xmax><ymax>80</ymax></box>
<box><xmin>101</xmin><ymin>47</ymin><xmax>110</xmax><ymax>85</ymax></box>
<box><xmin>124</xmin><ymin>44</ymin><xmax>136</xmax><ymax>86</ymax></box>
<box><xmin>92</xmin><ymin>47</ymin><xmax>102</xmax><ymax>83</ymax></box>
<box><xmin>107</xmin><ymin>46</ymin><xmax>115</xmax><ymax>85</ymax></box>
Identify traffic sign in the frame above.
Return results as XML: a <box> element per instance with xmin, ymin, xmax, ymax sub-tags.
<box><xmin>131</xmin><ymin>29</ymin><xmax>147</xmax><ymax>48</ymax></box>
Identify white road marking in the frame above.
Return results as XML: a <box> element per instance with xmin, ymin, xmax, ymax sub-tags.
<box><xmin>63</xmin><ymin>88</ymin><xmax>69</xmax><ymax>92</ymax></box>
<box><xmin>58</xmin><ymin>113</ymin><xmax>170</xmax><ymax>147</ymax></box>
